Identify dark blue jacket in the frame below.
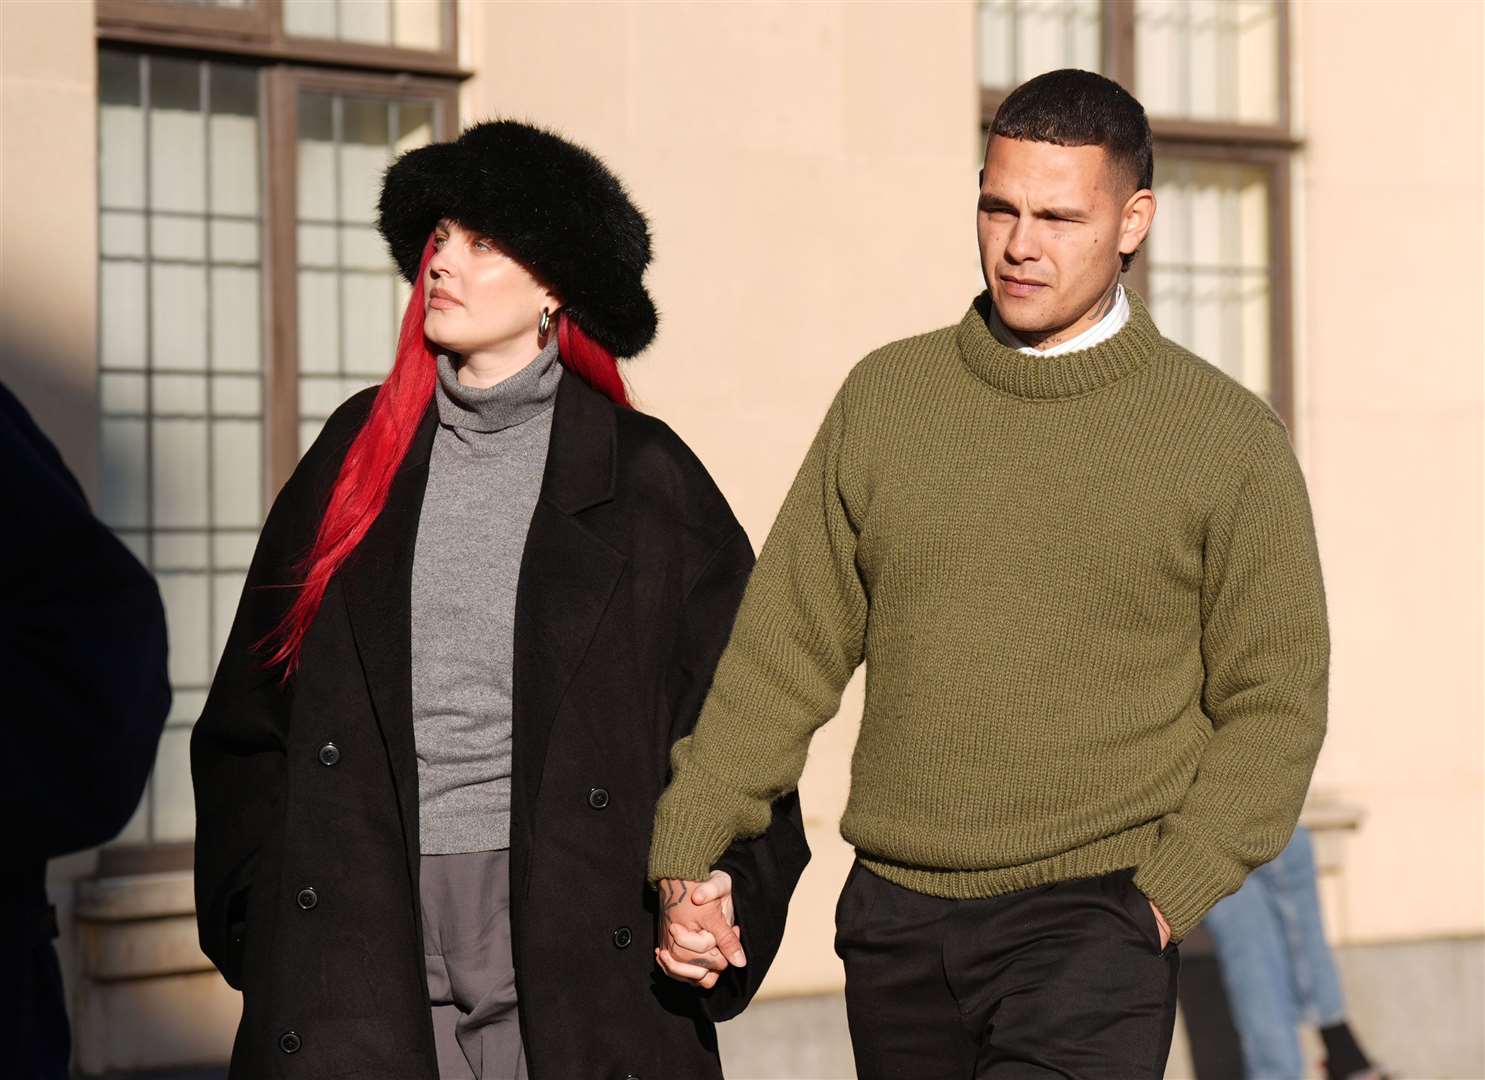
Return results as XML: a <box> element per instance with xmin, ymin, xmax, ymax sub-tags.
<box><xmin>0</xmin><ymin>382</ymin><xmax>169</xmax><ymax>1079</ymax></box>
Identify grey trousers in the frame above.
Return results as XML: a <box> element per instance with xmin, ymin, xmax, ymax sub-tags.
<box><xmin>420</xmin><ymin>849</ymin><xmax>528</xmax><ymax>1080</ymax></box>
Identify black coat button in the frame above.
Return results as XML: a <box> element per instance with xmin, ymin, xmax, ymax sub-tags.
<box><xmin>278</xmin><ymin>1030</ymin><xmax>302</xmax><ymax>1054</ymax></box>
<box><xmin>295</xmin><ymin>887</ymin><xmax>318</xmax><ymax>911</ymax></box>
<box><xmin>587</xmin><ymin>786</ymin><xmax>609</xmax><ymax>810</ymax></box>
<box><xmin>318</xmin><ymin>742</ymin><xmax>340</xmax><ymax>766</ymax></box>
<box><xmin>612</xmin><ymin>926</ymin><xmax>632</xmax><ymax>949</ymax></box>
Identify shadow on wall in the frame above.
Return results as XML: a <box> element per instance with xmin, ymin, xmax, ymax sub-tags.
<box><xmin>0</xmin><ymin>317</ymin><xmax>103</xmax><ymax>497</ymax></box>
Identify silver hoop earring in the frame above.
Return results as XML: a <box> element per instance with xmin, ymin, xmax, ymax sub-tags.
<box><xmin>538</xmin><ymin>308</ymin><xmax>551</xmax><ymax>337</ymax></box>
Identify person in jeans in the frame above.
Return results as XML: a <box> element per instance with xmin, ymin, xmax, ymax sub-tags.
<box><xmin>1205</xmin><ymin>825</ymin><xmax>1387</xmax><ymax>1080</ymax></box>
<box><xmin>648</xmin><ymin>68</ymin><xmax>1331</xmax><ymax>1079</ymax></box>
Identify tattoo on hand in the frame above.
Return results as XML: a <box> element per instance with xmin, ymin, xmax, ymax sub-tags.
<box><xmin>659</xmin><ymin>879</ymin><xmax>689</xmax><ymax>913</ymax></box>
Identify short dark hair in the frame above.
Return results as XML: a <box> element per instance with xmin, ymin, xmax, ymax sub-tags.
<box><xmin>990</xmin><ymin>70</ymin><xmax>1153</xmax><ymax>269</ymax></box>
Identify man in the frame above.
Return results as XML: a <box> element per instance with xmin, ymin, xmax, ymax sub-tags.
<box><xmin>0</xmin><ymin>381</ymin><xmax>171</xmax><ymax>1078</ymax></box>
<box><xmin>648</xmin><ymin>69</ymin><xmax>1329</xmax><ymax>1077</ymax></box>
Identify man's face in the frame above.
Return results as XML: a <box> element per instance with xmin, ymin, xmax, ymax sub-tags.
<box><xmin>977</xmin><ymin>135</ymin><xmax>1153</xmax><ymax>343</ymax></box>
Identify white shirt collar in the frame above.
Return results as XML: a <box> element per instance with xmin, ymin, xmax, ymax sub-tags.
<box><xmin>988</xmin><ymin>283</ymin><xmax>1130</xmax><ymax>357</ymax></box>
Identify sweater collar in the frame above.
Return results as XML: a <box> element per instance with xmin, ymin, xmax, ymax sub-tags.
<box><xmin>434</xmin><ymin>337</ymin><xmax>562</xmax><ymax>434</ymax></box>
<box><xmin>955</xmin><ymin>286</ymin><xmax>1161</xmax><ymax>400</ymax></box>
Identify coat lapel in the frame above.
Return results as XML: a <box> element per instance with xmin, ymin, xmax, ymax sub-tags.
<box><xmin>341</xmin><ymin>401</ymin><xmax>438</xmax><ymax>889</ymax></box>
<box><xmin>511</xmin><ymin>374</ymin><xmax>627</xmax><ymax>842</ymax></box>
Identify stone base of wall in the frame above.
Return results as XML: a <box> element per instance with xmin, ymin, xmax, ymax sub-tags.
<box><xmin>75</xmin><ymin>933</ymin><xmax>1483</xmax><ymax>1078</ymax></box>
<box><xmin>71</xmin><ymin>872</ymin><xmax>240</xmax><ymax>1077</ymax></box>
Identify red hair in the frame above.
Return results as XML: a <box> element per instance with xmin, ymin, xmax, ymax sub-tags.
<box><xmin>260</xmin><ymin>235</ymin><xmax>630</xmax><ymax>675</ymax></box>
<box><xmin>558</xmin><ymin>314</ymin><xmax>630</xmax><ymax>406</ymax></box>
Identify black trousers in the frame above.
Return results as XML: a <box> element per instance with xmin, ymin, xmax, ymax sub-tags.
<box><xmin>834</xmin><ymin>861</ymin><xmax>1179</xmax><ymax>1080</ymax></box>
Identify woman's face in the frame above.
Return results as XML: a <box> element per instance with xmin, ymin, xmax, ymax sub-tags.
<box><xmin>422</xmin><ymin>218</ymin><xmax>559</xmax><ymax>357</ymax></box>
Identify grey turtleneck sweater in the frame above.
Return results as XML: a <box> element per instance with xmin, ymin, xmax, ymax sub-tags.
<box><xmin>411</xmin><ymin>340</ymin><xmax>561</xmax><ymax>854</ymax></box>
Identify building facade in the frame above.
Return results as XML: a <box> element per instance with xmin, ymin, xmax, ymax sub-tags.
<box><xmin>1</xmin><ymin>0</ymin><xmax>1479</xmax><ymax>1074</ymax></box>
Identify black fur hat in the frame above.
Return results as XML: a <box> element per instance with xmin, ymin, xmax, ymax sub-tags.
<box><xmin>377</xmin><ymin>120</ymin><xmax>657</xmax><ymax>358</ymax></box>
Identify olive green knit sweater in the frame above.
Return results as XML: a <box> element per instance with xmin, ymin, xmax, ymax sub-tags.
<box><xmin>648</xmin><ymin>290</ymin><xmax>1329</xmax><ymax>940</ymax></box>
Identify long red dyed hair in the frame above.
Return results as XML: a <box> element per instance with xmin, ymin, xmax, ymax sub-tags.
<box><xmin>260</xmin><ymin>234</ymin><xmax>631</xmax><ymax>675</ymax></box>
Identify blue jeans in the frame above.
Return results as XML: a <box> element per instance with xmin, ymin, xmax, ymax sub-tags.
<box><xmin>1203</xmin><ymin>826</ymin><xmax>1348</xmax><ymax>1079</ymax></box>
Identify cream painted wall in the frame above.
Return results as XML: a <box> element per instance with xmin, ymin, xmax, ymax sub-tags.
<box><xmin>1294</xmin><ymin>0</ymin><xmax>1485</xmax><ymax>945</ymax></box>
<box><xmin>459</xmin><ymin>0</ymin><xmax>983</xmax><ymax>994</ymax></box>
<box><xmin>0</xmin><ymin>0</ymin><xmax>99</xmax><ymax>494</ymax></box>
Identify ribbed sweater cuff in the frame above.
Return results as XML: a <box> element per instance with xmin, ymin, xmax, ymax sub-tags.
<box><xmin>1132</xmin><ymin>830</ymin><xmax>1244</xmax><ymax>942</ymax></box>
<box><xmin>648</xmin><ymin>802</ymin><xmax>744</xmax><ymax>885</ymax></box>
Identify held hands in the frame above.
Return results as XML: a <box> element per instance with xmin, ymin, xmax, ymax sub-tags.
<box><xmin>655</xmin><ymin>871</ymin><xmax>746</xmax><ymax>990</ymax></box>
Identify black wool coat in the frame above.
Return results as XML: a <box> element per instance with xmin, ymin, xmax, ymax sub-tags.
<box><xmin>191</xmin><ymin>372</ymin><xmax>810</xmax><ymax>1080</ymax></box>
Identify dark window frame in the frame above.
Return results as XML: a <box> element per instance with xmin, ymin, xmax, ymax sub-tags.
<box><xmin>95</xmin><ymin>1</ymin><xmax>462</xmax><ymax>871</ymax></box>
<box><xmin>978</xmin><ymin>0</ymin><xmax>1298</xmax><ymax>428</ymax></box>
<box><xmin>98</xmin><ymin>0</ymin><xmax>467</xmax><ymax>79</ymax></box>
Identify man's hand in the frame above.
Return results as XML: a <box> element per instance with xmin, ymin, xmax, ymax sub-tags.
<box><xmin>655</xmin><ymin>871</ymin><xmax>745</xmax><ymax>990</ymax></box>
<box><xmin>1150</xmin><ymin>900</ymin><xmax>1171</xmax><ymax>950</ymax></box>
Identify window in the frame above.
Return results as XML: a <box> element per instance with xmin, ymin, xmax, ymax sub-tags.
<box><xmin>1148</xmin><ymin>159</ymin><xmax>1273</xmax><ymax>396</ymax></box>
<box><xmin>283</xmin><ymin>0</ymin><xmax>446</xmax><ymax>50</ymax></box>
<box><xmin>978</xmin><ymin>0</ymin><xmax>1296</xmax><ymax>423</ymax></box>
<box><xmin>97</xmin><ymin>0</ymin><xmax>459</xmax><ymax>77</ymax></box>
<box><xmin>97</xmin><ymin>51</ymin><xmax>266</xmax><ymax>845</ymax></box>
<box><xmin>294</xmin><ymin>88</ymin><xmax>432</xmax><ymax>452</ymax></box>
<box><xmin>95</xmin><ymin>2</ymin><xmax>459</xmax><ymax>858</ymax></box>
<box><xmin>977</xmin><ymin>0</ymin><xmax>1103</xmax><ymax>89</ymax></box>
<box><xmin>1134</xmin><ymin>0</ymin><xmax>1281</xmax><ymax>126</ymax></box>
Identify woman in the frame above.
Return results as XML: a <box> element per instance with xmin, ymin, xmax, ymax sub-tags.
<box><xmin>191</xmin><ymin>120</ymin><xmax>809</xmax><ymax>1080</ymax></box>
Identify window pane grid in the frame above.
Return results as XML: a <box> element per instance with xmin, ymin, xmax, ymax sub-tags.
<box><xmin>283</xmin><ymin>0</ymin><xmax>443</xmax><ymax>51</ymax></box>
<box><xmin>1148</xmin><ymin>158</ymin><xmax>1272</xmax><ymax>399</ymax></box>
<box><xmin>296</xmin><ymin>90</ymin><xmax>434</xmax><ymax>453</ymax></box>
<box><xmin>97</xmin><ymin>49</ymin><xmax>264</xmax><ymax>846</ymax></box>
